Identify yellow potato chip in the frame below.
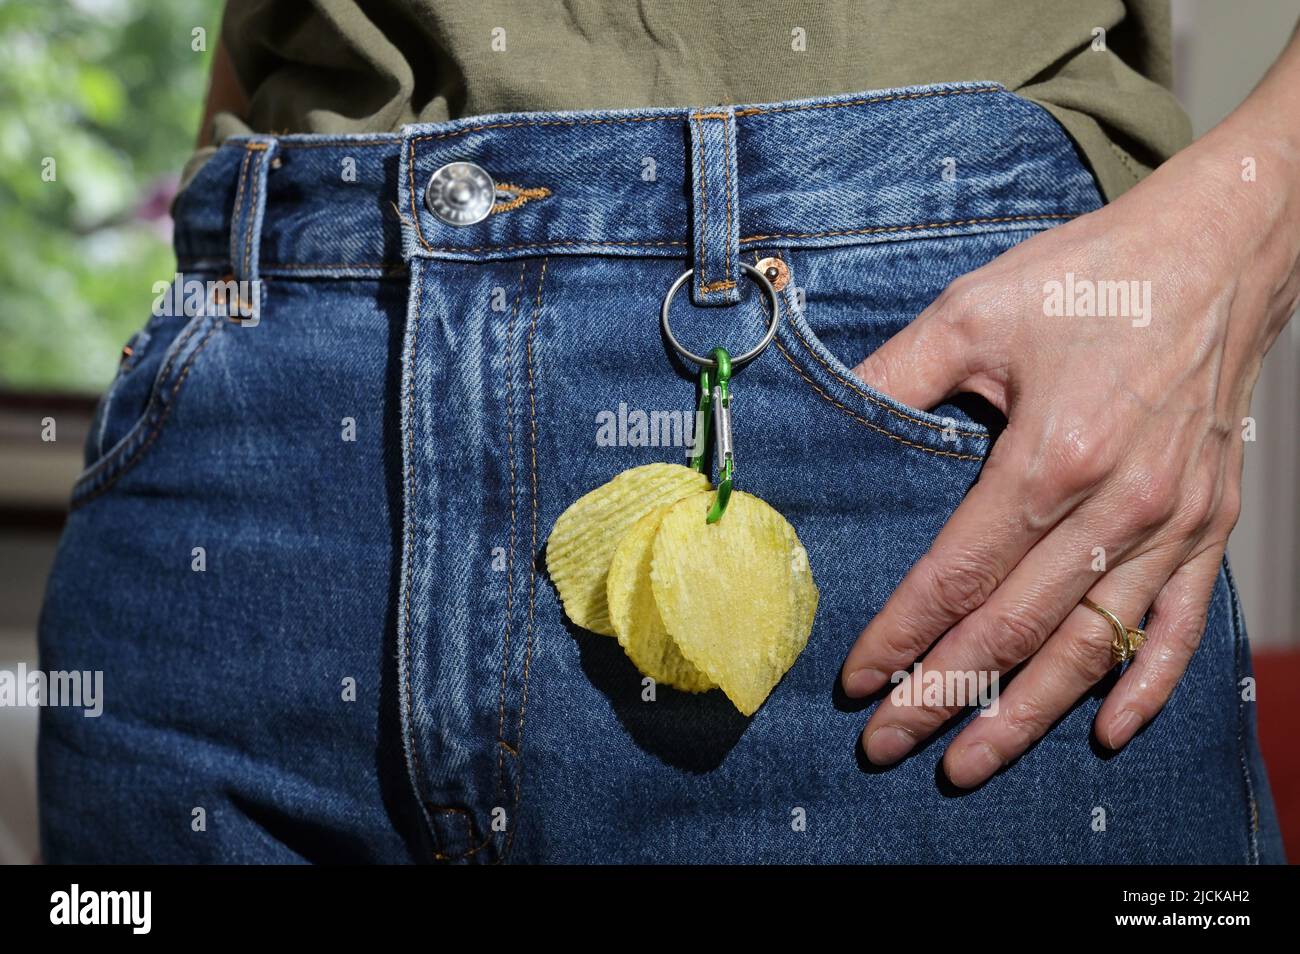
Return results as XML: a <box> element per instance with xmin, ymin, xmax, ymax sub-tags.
<box><xmin>546</xmin><ymin>463</ymin><xmax>710</xmax><ymax>636</ymax></box>
<box><xmin>607</xmin><ymin>507</ymin><xmax>715</xmax><ymax>693</ymax></box>
<box><xmin>651</xmin><ymin>490</ymin><xmax>818</xmax><ymax>716</ymax></box>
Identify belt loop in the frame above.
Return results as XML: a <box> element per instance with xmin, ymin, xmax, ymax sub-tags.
<box><xmin>228</xmin><ymin>137</ymin><xmax>278</xmax><ymax>318</ymax></box>
<box><xmin>688</xmin><ymin>107</ymin><xmax>740</xmax><ymax>306</ymax></box>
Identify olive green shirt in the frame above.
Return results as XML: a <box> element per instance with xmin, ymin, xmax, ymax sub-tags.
<box><xmin>193</xmin><ymin>0</ymin><xmax>1192</xmax><ymax>201</ymax></box>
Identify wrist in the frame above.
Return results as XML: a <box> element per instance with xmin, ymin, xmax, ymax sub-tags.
<box><xmin>1191</xmin><ymin>40</ymin><xmax>1300</xmax><ymax>255</ymax></box>
<box><xmin>1138</xmin><ymin>123</ymin><xmax>1300</xmax><ymax>356</ymax></box>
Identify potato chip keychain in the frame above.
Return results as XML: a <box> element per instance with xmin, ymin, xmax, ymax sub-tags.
<box><xmin>547</xmin><ymin>264</ymin><xmax>818</xmax><ymax>716</ymax></box>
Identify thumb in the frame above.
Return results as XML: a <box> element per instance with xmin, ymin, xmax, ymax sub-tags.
<box><xmin>851</xmin><ymin>306</ymin><xmax>974</xmax><ymax>412</ymax></box>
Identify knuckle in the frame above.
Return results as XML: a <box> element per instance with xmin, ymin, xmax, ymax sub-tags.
<box><xmin>1049</xmin><ymin>422</ymin><xmax>1114</xmax><ymax>492</ymax></box>
<box><xmin>1174</xmin><ymin>473</ymin><xmax>1219</xmax><ymax>534</ymax></box>
<box><xmin>1020</xmin><ymin>423</ymin><xmax>1113</xmax><ymax>507</ymax></box>
<box><xmin>933</xmin><ymin>277</ymin><xmax>989</xmax><ymax>343</ymax></box>
<box><xmin>1180</xmin><ymin>470</ymin><xmax>1227</xmax><ymax>538</ymax></box>
<box><xmin>977</xmin><ymin>605</ymin><xmax>1050</xmax><ymax>669</ymax></box>
<box><xmin>875</xmin><ymin>626</ymin><xmax>924</xmax><ymax>669</ymax></box>
<box><xmin>1017</xmin><ymin>471</ymin><xmax>1066</xmax><ymax>531</ymax></box>
<box><xmin>917</xmin><ymin>696</ymin><xmax>963</xmax><ymax>726</ymax></box>
<box><xmin>1157</xmin><ymin>600</ymin><xmax>1210</xmax><ymax>656</ymax></box>
<box><xmin>884</xmin><ymin>689</ymin><xmax>954</xmax><ymax>729</ymax></box>
<box><xmin>937</xmin><ymin>275</ymin><xmax>978</xmax><ymax>318</ymax></box>
<box><xmin>1118</xmin><ymin>469</ymin><xmax>1179</xmax><ymax>532</ymax></box>
<box><xmin>860</xmin><ymin>348</ymin><xmax>905</xmax><ymax>398</ymax></box>
<box><xmin>926</xmin><ymin>556</ymin><xmax>1000</xmax><ymax>620</ymax></box>
<box><xmin>1172</xmin><ymin>611</ymin><xmax>1209</xmax><ymax>654</ymax></box>
<box><xmin>1216</xmin><ymin>484</ymin><xmax>1243</xmax><ymax>533</ymax></box>
<box><xmin>1000</xmin><ymin>696</ymin><xmax>1054</xmax><ymax>742</ymax></box>
<box><xmin>1063</xmin><ymin>616</ymin><xmax>1119</xmax><ymax>678</ymax></box>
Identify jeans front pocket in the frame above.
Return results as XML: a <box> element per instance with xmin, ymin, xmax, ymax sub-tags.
<box><xmin>748</xmin><ymin>232</ymin><xmax>1075</xmax><ymax>470</ymax></box>
<box><xmin>72</xmin><ymin>278</ymin><xmax>227</xmax><ymax>507</ymax></box>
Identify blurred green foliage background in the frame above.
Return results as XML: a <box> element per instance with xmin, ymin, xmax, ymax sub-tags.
<box><xmin>0</xmin><ymin>0</ymin><xmax>222</xmax><ymax>393</ymax></box>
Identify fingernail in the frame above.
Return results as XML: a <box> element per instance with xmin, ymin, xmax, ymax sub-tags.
<box><xmin>1106</xmin><ymin>709</ymin><xmax>1143</xmax><ymax>749</ymax></box>
<box><xmin>946</xmin><ymin>742</ymin><xmax>1003</xmax><ymax>788</ymax></box>
<box><xmin>865</xmin><ymin>725</ymin><xmax>916</xmax><ymax>765</ymax></box>
<box><xmin>844</xmin><ymin>668</ymin><xmax>888</xmax><ymax>697</ymax></box>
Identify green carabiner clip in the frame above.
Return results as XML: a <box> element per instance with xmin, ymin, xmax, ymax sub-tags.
<box><xmin>688</xmin><ymin>365</ymin><xmax>713</xmax><ymax>475</ymax></box>
<box><xmin>705</xmin><ymin>347</ymin><xmax>733</xmax><ymax>524</ymax></box>
<box><xmin>686</xmin><ymin>348</ymin><xmax>734</xmax><ymax>522</ymax></box>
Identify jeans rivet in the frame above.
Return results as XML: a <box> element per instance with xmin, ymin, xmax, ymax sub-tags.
<box><xmin>756</xmin><ymin>256</ymin><xmax>790</xmax><ymax>292</ymax></box>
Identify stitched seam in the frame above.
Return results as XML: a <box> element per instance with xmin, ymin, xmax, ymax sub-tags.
<box><xmin>1107</xmin><ymin>140</ymin><xmax>1145</xmax><ymax>182</ymax></box>
<box><xmin>428</xmin><ymin>807</ymin><xmax>475</xmax><ymax>862</ymax></box>
<box><xmin>278</xmin><ymin>139</ymin><xmax>397</xmax><ymax>150</ymax></box>
<box><xmin>255</xmin><ymin>261</ymin><xmax>403</xmax><ymax>270</ymax></box>
<box><xmin>70</xmin><ymin>316</ymin><xmax>224</xmax><ymax>509</ymax></box>
<box><xmin>401</xmin><ymin>216</ymin><xmax>1075</xmax><ymax>256</ymax></box>
<box><xmin>494</xmin><ymin>263</ymin><xmax>530</xmax><ymax>797</ymax></box>
<box><xmin>358</xmin><ymin>85</ymin><xmax>1008</xmax><ymax>258</ymax></box>
<box><xmin>401</xmin><ymin>265</ymin><xmax>432</xmax><ymax>848</ymax></box>
<box><xmin>741</xmin><ymin>214</ymin><xmax>1075</xmax><ymax>243</ymax></box>
<box><xmin>786</xmin><ymin>304</ymin><xmax>988</xmax><ymax>438</ymax></box>
<box><xmin>230</xmin><ymin>148</ymin><xmax>253</xmax><ymax>271</ymax></box>
<box><xmin>409</xmin><ymin>139</ymin><xmax>432</xmax><ymax>251</ymax></box>
<box><xmin>762</xmin><ymin>253</ymin><xmax>987</xmax><ymax>438</ymax></box>
<box><xmin>774</xmin><ymin>337</ymin><xmax>983</xmax><ymax>461</ymax></box>
<box><xmin>695</xmin><ymin>116</ymin><xmax>710</xmax><ymax>294</ymax></box>
<box><xmin>201</xmin><ymin>218</ymin><xmax>1065</xmax><ymax>271</ymax></box>
<box><xmin>506</xmin><ymin>255</ymin><xmax>548</xmax><ymax>862</ymax></box>
<box><xmin>722</xmin><ymin>117</ymin><xmax>734</xmax><ymax>290</ymax></box>
<box><xmin>761</xmin><ymin>252</ymin><xmax>985</xmax><ymax>460</ymax></box>
<box><xmin>419</xmin><ymin>238</ymin><xmax>687</xmax><ymax>253</ymax></box>
<box><xmin>1224</xmin><ymin>560</ymin><xmax>1260</xmax><ymax>864</ymax></box>
<box><xmin>72</xmin><ymin>311</ymin><xmax>213</xmax><ymax>491</ymax></box>
<box><xmin>406</xmin><ymin>86</ymin><xmax>1001</xmax><ymax>144</ymax></box>
<box><xmin>413</xmin><ymin>114</ymin><xmax>679</xmax><ymax>144</ymax></box>
<box><xmin>694</xmin><ymin>113</ymin><xmax>734</xmax><ymax>296</ymax></box>
<box><xmin>432</xmin><ymin>260</ymin><xmax>546</xmax><ymax>865</ymax></box>
<box><xmin>242</xmin><ymin>147</ymin><xmax>267</xmax><ymax>281</ymax></box>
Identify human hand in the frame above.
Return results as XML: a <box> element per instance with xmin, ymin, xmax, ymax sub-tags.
<box><xmin>840</xmin><ymin>113</ymin><xmax>1300</xmax><ymax>788</ymax></box>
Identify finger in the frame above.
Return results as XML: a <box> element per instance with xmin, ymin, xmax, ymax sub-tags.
<box><xmin>850</xmin><ymin>294</ymin><xmax>977</xmax><ymax>412</ymax></box>
<box><xmin>844</xmin><ymin>435</ymin><xmax>1127</xmax><ymax>701</ymax></box>
<box><xmin>842</xmin><ymin>426</ymin><xmax>1106</xmax><ymax>698</ymax></box>
<box><xmin>941</xmin><ymin>553</ymin><xmax>1172</xmax><ymax>788</ymax></box>
<box><xmin>1094</xmin><ymin>544</ymin><xmax>1225</xmax><ymax>750</ymax></box>
<box><xmin>859</xmin><ymin>488</ymin><xmax>1155</xmax><ymax>765</ymax></box>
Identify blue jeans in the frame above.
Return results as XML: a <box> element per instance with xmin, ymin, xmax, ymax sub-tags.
<box><xmin>39</xmin><ymin>82</ymin><xmax>1283</xmax><ymax>863</ymax></box>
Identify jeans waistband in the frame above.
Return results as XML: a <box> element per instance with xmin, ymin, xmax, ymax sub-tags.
<box><xmin>173</xmin><ymin>81</ymin><xmax>1101</xmax><ymax>281</ymax></box>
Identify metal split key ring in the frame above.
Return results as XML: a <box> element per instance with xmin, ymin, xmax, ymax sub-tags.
<box><xmin>660</xmin><ymin>263</ymin><xmax>781</xmax><ymax>370</ymax></box>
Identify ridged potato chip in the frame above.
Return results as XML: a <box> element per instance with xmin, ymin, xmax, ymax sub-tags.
<box><xmin>651</xmin><ymin>490</ymin><xmax>818</xmax><ymax>715</ymax></box>
<box><xmin>607</xmin><ymin>507</ymin><xmax>715</xmax><ymax>693</ymax></box>
<box><xmin>546</xmin><ymin>463</ymin><xmax>710</xmax><ymax>636</ymax></box>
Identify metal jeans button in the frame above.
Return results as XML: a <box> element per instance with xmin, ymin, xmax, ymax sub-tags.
<box><xmin>425</xmin><ymin>161</ymin><xmax>495</xmax><ymax>226</ymax></box>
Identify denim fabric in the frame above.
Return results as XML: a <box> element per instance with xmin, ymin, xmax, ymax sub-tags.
<box><xmin>689</xmin><ymin>107</ymin><xmax>742</xmax><ymax>306</ymax></box>
<box><xmin>39</xmin><ymin>82</ymin><xmax>1283</xmax><ymax>864</ymax></box>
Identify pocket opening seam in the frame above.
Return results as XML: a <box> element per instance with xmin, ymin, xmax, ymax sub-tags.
<box><xmin>70</xmin><ymin>313</ymin><xmax>224</xmax><ymax>509</ymax></box>
<box><xmin>75</xmin><ymin>312</ymin><xmax>209</xmax><ymax>487</ymax></box>
<box><xmin>757</xmin><ymin>251</ymin><xmax>989</xmax><ymax>460</ymax></box>
<box><xmin>772</xmin><ymin>334</ymin><xmax>984</xmax><ymax>462</ymax></box>
<box><xmin>787</xmin><ymin>313</ymin><xmax>988</xmax><ymax>440</ymax></box>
